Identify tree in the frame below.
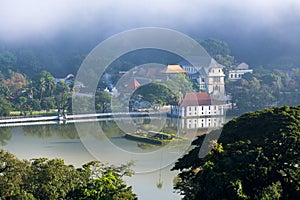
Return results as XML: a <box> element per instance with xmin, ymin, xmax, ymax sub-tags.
<box><xmin>95</xmin><ymin>91</ymin><xmax>111</xmax><ymax>113</ymax></box>
<box><xmin>0</xmin><ymin>82</ymin><xmax>10</xmax><ymax>98</ymax></box>
<box><xmin>18</xmin><ymin>96</ymin><xmax>28</xmax><ymax>116</ymax></box>
<box><xmin>172</xmin><ymin>106</ymin><xmax>300</xmax><ymax>200</ymax></box>
<box><xmin>0</xmin><ymin>151</ymin><xmax>137</xmax><ymax>200</ymax></box>
<box><xmin>54</xmin><ymin>80</ymin><xmax>72</xmax><ymax>115</ymax></box>
<box><xmin>0</xmin><ymin>97</ymin><xmax>12</xmax><ymax>116</ymax></box>
<box><xmin>27</xmin><ymin>99</ymin><xmax>41</xmax><ymax>114</ymax></box>
<box><xmin>41</xmin><ymin>97</ymin><xmax>55</xmax><ymax>111</ymax></box>
<box><xmin>0</xmin><ymin>150</ymin><xmax>30</xmax><ymax>199</ymax></box>
<box><xmin>32</xmin><ymin>70</ymin><xmax>56</xmax><ymax>100</ymax></box>
<box><xmin>199</xmin><ymin>38</ymin><xmax>235</xmax><ymax>67</ymax></box>
<box><xmin>67</xmin><ymin>161</ymin><xmax>137</xmax><ymax>200</ymax></box>
<box><xmin>0</xmin><ymin>51</ymin><xmax>17</xmax><ymax>77</ymax></box>
<box><xmin>26</xmin><ymin>158</ymin><xmax>83</xmax><ymax>200</ymax></box>
<box><xmin>2</xmin><ymin>72</ymin><xmax>27</xmax><ymax>97</ymax></box>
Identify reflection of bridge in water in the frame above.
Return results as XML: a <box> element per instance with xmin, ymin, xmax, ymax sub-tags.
<box><xmin>0</xmin><ymin>112</ymin><xmax>228</xmax><ymax>138</ymax></box>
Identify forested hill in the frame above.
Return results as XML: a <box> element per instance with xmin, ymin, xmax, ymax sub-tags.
<box><xmin>1</xmin><ymin>36</ymin><xmax>299</xmax><ymax>79</ymax></box>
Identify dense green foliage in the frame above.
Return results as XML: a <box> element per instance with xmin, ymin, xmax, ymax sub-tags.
<box><xmin>0</xmin><ymin>70</ymin><xmax>74</xmax><ymax>116</ymax></box>
<box><xmin>0</xmin><ymin>150</ymin><xmax>136</xmax><ymax>200</ymax></box>
<box><xmin>129</xmin><ymin>74</ymin><xmax>193</xmax><ymax>110</ymax></box>
<box><xmin>199</xmin><ymin>38</ymin><xmax>235</xmax><ymax>67</ymax></box>
<box><xmin>1</xmin><ymin>38</ymin><xmax>299</xmax><ymax>117</ymax></box>
<box><xmin>173</xmin><ymin>106</ymin><xmax>300</xmax><ymax>199</ymax></box>
<box><xmin>227</xmin><ymin>68</ymin><xmax>300</xmax><ymax>115</ymax></box>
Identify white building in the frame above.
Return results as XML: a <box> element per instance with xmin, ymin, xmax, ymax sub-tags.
<box><xmin>170</xmin><ymin>92</ymin><xmax>225</xmax><ymax>118</ymax></box>
<box><xmin>176</xmin><ymin>116</ymin><xmax>225</xmax><ymax>129</ymax></box>
<box><xmin>228</xmin><ymin>62</ymin><xmax>253</xmax><ymax>80</ymax></box>
<box><xmin>181</xmin><ymin>59</ymin><xmax>226</xmax><ymax>96</ymax></box>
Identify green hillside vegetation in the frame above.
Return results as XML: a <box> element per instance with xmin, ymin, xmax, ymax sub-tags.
<box><xmin>172</xmin><ymin>106</ymin><xmax>300</xmax><ymax>200</ymax></box>
<box><xmin>199</xmin><ymin>38</ymin><xmax>235</xmax><ymax>67</ymax></box>
<box><xmin>227</xmin><ymin>68</ymin><xmax>300</xmax><ymax>115</ymax></box>
<box><xmin>1</xmin><ymin>38</ymin><xmax>300</xmax><ymax>117</ymax></box>
<box><xmin>0</xmin><ymin>150</ymin><xmax>136</xmax><ymax>200</ymax></box>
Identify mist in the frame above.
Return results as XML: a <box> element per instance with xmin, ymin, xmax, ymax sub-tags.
<box><xmin>1</xmin><ymin>0</ymin><xmax>300</xmax><ymax>70</ymax></box>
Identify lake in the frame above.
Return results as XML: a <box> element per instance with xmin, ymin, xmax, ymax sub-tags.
<box><xmin>0</xmin><ymin>116</ymin><xmax>227</xmax><ymax>200</ymax></box>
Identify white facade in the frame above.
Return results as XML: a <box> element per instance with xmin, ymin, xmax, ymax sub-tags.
<box><xmin>206</xmin><ymin>66</ymin><xmax>225</xmax><ymax>95</ymax></box>
<box><xmin>182</xmin><ymin>59</ymin><xmax>226</xmax><ymax>95</ymax></box>
<box><xmin>170</xmin><ymin>104</ymin><xmax>224</xmax><ymax>118</ymax></box>
<box><xmin>178</xmin><ymin>116</ymin><xmax>225</xmax><ymax>129</ymax></box>
<box><xmin>228</xmin><ymin>69</ymin><xmax>253</xmax><ymax>80</ymax></box>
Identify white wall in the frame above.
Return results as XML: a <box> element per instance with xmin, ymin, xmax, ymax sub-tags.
<box><xmin>180</xmin><ymin>116</ymin><xmax>225</xmax><ymax>129</ymax></box>
<box><xmin>170</xmin><ymin>105</ymin><xmax>224</xmax><ymax>117</ymax></box>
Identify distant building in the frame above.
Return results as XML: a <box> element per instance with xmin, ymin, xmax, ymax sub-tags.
<box><xmin>55</xmin><ymin>74</ymin><xmax>74</xmax><ymax>85</ymax></box>
<box><xmin>169</xmin><ymin>92</ymin><xmax>225</xmax><ymax>118</ymax></box>
<box><xmin>228</xmin><ymin>62</ymin><xmax>253</xmax><ymax>80</ymax></box>
<box><xmin>162</xmin><ymin>65</ymin><xmax>186</xmax><ymax>74</ymax></box>
<box><xmin>181</xmin><ymin>58</ymin><xmax>226</xmax><ymax>96</ymax></box>
<box><xmin>126</xmin><ymin>78</ymin><xmax>140</xmax><ymax>90</ymax></box>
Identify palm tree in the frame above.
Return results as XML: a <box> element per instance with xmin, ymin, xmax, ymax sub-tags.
<box><xmin>39</xmin><ymin>76</ymin><xmax>46</xmax><ymax>100</ymax></box>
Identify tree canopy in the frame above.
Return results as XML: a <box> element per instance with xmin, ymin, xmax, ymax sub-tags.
<box><xmin>172</xmin><ymin>106</ymin><xmax>300</xmax><ymax>200</ymax></box>
<box><xmin>0</xmin><ymin>150</ymin><xmax>137</xmax><ymax>200</ymax></box>
<box><xmin>199</xmin><ymin>38</ymin><xmax>235</xmax><ymax>67</ymax></box>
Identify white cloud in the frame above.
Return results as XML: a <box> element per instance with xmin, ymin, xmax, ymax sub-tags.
<box><xmin>0</xmin><ymin>0</ymin><xmax>299</xmax><ymax>41</ymax></box>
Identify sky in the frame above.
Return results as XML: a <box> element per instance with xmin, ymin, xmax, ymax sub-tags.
<box><xmin>1</xmin><ymin>0</ymin><xmax>299</xmax><ymax>39</ymax></box>
<box><xmin>0</xmin><ymin>0</ymin><xmax>300</xmax><ymax>63</ymax></box>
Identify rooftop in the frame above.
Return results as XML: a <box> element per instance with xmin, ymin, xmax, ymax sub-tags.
<box><xmin>163</xmin><ymin>65</ymin><xmax>186</xmax><ymax>74</ymax></box>
<box><xmin>126</xmin><ymin>78</ymin><xmax>140</xmax><ymax>90</ymax></box>
<box><xmin>180</xmin><ymin>92</ymin><xmax>212</xmax><ymax>107</ymax></box>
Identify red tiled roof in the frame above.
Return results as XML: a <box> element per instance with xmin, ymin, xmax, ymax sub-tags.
<box><xmin>180</xmin><ymin>92</ymin><xmax>212</xmax><ymax>107</ymax></box>
<box><xmin>126</xmin><ymin>78</ymin><xmax>140</xmax><ymax>90</ymax></box>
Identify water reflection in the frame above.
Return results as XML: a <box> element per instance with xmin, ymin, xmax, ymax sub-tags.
<box><xmin>0</xmin><ymin>116</ymin><xmax>228</xmax><ymax>200</ymax></box>
<box><xmin>0</xmin><ymin>127</ymin><xmax>12</xmax><ymax>146</ymax></box>
<box><xmin>170</xmin><ymin>116</ymin><xmax>225</xmax><ymax>130</ymax></box>
<box><xmin>0</xmin><ymin>116</ymin><xmax>226</xmax><ymax>146</ymax></box>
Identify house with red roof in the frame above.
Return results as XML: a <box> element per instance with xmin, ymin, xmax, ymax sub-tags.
<box><xmin>169</xmin><ymin>92</ymin><xmax>225</xmax><ymax>117</ymax></box>
<box><xmin>126</xmin><ymin>78</ymin><xmax>140</xmax><ymax>90</ymax></box>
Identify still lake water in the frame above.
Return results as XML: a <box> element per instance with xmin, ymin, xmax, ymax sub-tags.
<box><xmin>0</xmin><ymin>116</ymin><xmax>228</xmax><ymax>200</ymax></box>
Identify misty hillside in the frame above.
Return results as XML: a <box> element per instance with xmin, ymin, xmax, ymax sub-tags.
<box><xmin>0</xmin><ymin>0</ymin><xmax>299</xmax><ymax>76</ymax></box>
<box><xmin>1</xmin><ymin>35</ymin><xmax>299</xmax><ymax>78</ymax></box>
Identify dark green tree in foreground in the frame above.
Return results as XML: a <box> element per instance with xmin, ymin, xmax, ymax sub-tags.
<box><xmin>172</xmin><ymin>106</ymin><xmax>300</xmax><ymax>200</ymax></box>
<box><xmin>0</xmin><ymin>150</ymin><xmax>136</xmax><ymax>200</ymax></box>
